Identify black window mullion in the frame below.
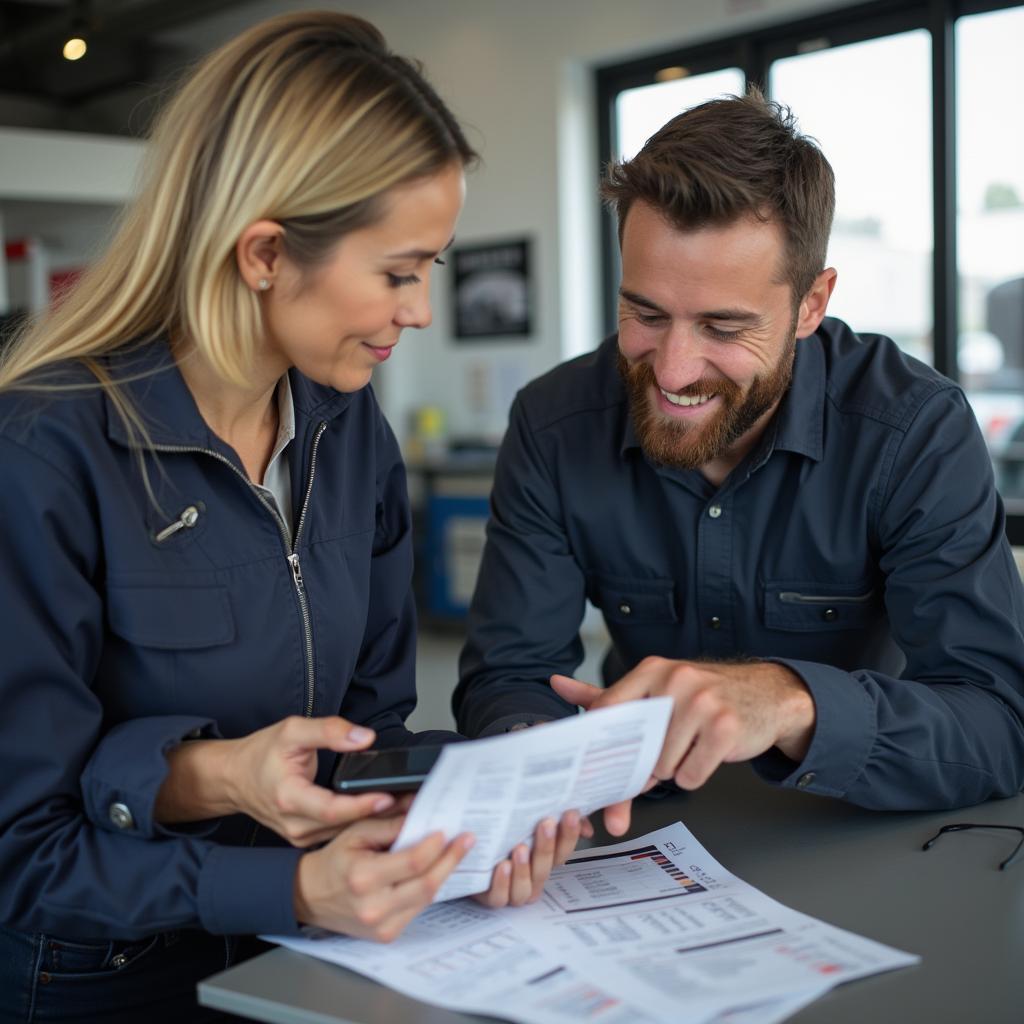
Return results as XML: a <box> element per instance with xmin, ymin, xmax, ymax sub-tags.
<box><xmin>931</xmin><ymin>0</ymin><xmax>959</xmax><ymax>380</ymax></box>
<box><xmin>596</xmin><ymin>68</ymin><xmax>620</xmax><ymax>337</ymax></box>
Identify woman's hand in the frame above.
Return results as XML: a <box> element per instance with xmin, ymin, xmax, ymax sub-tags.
<box><xmin>473</xmin><ymin>810</ymin><xmax>592</xmax><ymax>908</ymax></box>
<box><xmin>294</xmin><ymin>815</ymin><xmax>475</xmax><ymax>942</ymax></box>
<box><xmin>157</xmin><ymin>716</ymin><xmax>396</xmax><ymax>847</ymax></box>
<box><xmin>224</xmin><ymin>716</ymin><xmax>401</xmax><ymax>846</ymax></box>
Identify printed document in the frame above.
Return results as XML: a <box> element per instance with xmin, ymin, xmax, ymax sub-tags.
<box><xmin>394</xmin><ymin>697</ymin><xmax>673</xmax><ymax>901</ymax></box>
<box><xmin>268</xmin><ymin>821</ymin><xmax>918</xmax><ymax>1024</ymax></box>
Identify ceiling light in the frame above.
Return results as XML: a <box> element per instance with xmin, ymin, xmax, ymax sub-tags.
<box><xmin>62</xmin><ymin>36</ymin><xmax>88</xmax><ymax>61</ymax></box>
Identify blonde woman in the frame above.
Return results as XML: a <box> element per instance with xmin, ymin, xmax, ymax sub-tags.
<box><xmin>0</xmin><ymin>12</ymin><xmax>583</xmax><ymax>1022</ymax></box>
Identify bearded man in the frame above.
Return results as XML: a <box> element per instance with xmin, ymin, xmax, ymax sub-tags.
<box><xmin>452</xmin><ymin>91</ymin><xmax>1024</xmax><ymax>824</ymax></box>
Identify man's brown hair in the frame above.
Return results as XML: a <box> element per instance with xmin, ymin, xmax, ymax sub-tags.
<box><xmin>601</xmin><ymin>88</ymin><xmax>835</xmax><ymax>304</ymax></box>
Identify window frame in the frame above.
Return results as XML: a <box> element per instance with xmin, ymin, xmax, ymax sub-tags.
<box><xmin>595</xmin><ymin>0</ymin><xmax>1024</xmax><ymax>543</ymax></box>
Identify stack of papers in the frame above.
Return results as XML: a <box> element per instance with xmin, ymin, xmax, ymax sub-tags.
<box><xmin>267</xmin><ymin>701</ymin><xmax>917</xmax><ymax>1023</ymax></box>
<box><xmin>270</xmin><ymin>822</ymin><xmax>917</xmax><ymax>1023</ymax></box>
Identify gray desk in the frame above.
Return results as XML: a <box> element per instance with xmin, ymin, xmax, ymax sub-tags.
<box><xmin>200</xmin><ymin>764</ymin><xmax>1024</xmax><ymax>1023</ymax></box>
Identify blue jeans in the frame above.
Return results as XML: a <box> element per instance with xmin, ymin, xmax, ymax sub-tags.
<box><xmin>0</xmin><ymin>925</ymin><xmax>268</xmax><ymax>1022</ymax></box>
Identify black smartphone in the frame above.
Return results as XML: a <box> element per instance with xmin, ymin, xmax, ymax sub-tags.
<box><xmin>331</xmin><ymin>745</ymin><xmax>444</xmax><ymax>793</ymax></box>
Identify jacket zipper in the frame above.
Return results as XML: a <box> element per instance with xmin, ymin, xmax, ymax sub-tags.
<box><xmin>151</xmin><ymin>423</ymin><xmax>328</xmax><ymax>849</ymax></box>
<box><xmin>290</xmin><ymin>421</ymin><xmax>328</xmax><ymax>717</ymax></box>
<box><xmin>150</xmin><ymin>420</ymin><xmax>328</xmax><ymax>719</ymax></box>
<box><xmin>778</xmin><ymin>589</ymin><xmax>874</xmax><ymax>604</ymax></box>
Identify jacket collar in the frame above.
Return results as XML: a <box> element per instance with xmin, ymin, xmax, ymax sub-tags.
<box><xmin>766</xmin><ymin>333</ymin><xmax>825</xmax><ymax>463</ymax></box>
<box><xmin>619</xmin><ymin>330</ymin><xmax>826</xmax><ymax>465</ymax></box>
<box><xmin>103</xmin><ymin>340</ymin><xmax>354</xmax><ymax>451</ymax></box>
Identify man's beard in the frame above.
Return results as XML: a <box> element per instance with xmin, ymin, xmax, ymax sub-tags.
<box><xmin>617</xmin><ymin>333</ymin><xmax>796</xmax><ymax>471</ymax></box>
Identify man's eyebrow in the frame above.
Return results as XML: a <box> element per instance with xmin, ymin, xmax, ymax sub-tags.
<box><xmin>619</xmin><ymin>288</ymin><xmax>668</xmax><ymax>313</ymax></box>
<box><xmin>698</xmin><ymin>309</ymin><xmax>764</xmax><ymax>324</ymax></box>
<box><xmin>385</xmin><ymin>236</ymin><xmax>456</xmax><ymax>260</ymax></box>
<box><xmin>620</xmin><ymin>290</ymin><xmax>763</xmax><ymax>326</ymax></box>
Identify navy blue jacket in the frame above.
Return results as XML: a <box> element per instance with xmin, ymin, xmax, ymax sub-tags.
<box><xmin>454</xmin><ymin>320</ymin><xmax>1024</xmax><ymax>810</ymax></box>
<box><xmin>0</xmin><ymin>342</ymin><xmax>431</xmax><ymax>940</ymax></box>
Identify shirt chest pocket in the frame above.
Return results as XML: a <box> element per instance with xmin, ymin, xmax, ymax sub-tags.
<box><xmin>106</xmin><ymin>583</ymin><xmax>235</xmax><ymax>649</ymax></box>
<box><xmin>763</xmin><ymin>579</ymin><xmax>877</xmax><ymax>632</ymax></box>
<box><xmin>589</xmin><ymin>575</ymin><xmax>678</xmax><ymax>625</ymax></box>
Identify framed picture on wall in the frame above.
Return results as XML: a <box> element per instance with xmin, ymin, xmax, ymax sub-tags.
<box><xmin>451</xmin><ymin>238</ymin><xmax>532</xmax><ymax>340</ymax></box>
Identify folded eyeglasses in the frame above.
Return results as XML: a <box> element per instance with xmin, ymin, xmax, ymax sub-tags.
<box><xmin>921</xmin><ymin>823</ymin><xmax>1024</xmax><ymax>871</ymax></box>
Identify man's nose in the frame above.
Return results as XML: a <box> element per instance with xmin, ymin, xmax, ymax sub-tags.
<box><xmin>654</xmin><ymin>325</ymin><xmax>706</xmax><ymax>391</ymax></box>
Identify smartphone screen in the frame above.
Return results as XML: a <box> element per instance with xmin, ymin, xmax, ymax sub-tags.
<box><xmin>331</xmin><ymin>745</ymin><xmax>444</xmax><ymax>793</ymax></box>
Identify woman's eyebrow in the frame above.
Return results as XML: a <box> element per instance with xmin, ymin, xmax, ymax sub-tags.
<box><xmin>385</xmin><ymin>236</ymin><xmax>456</xmax><ymax>260</ymax></box>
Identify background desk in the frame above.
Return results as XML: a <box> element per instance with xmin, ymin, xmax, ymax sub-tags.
<box><xmin>200</xmin><ymin>764</ymin><xmax>1024</xmax><ymax>1023</ymax></box>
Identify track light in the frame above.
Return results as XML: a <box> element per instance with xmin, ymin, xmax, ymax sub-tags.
<box><xmin>62</xmin><ymin>1</ymin><xmax>90</xmax><ymax>61</ymax></box>
<box><xmin>62</xmin><ymin>36</ymin><xmax>87</xmax><ymax>61</ymax></box>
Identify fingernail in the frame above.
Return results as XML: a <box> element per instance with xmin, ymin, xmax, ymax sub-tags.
<box><xmin>461</xmin><ymin>834</ymin><xmax>476</xmax><ymax>851</ymax></box>
<box><xmin>372</xmin><ymin>795</ymin><xmax>393</xmax><ymax>812</ymax></box>
<box><xmin>347</xmin><ymin>726</ymin><xmax>373</xmax><ymax>743</ymax></box>
<box><xmin>564</xmin><ymin>810</ymin><xmax>579</xmax><ymax>828</ymax></box>
<box><xmin>514</xmin><ymin>845</ymin><xmax>530</xmax><ymax>864</ymax></box>
<box><xmin>541</xmin><ymin>818</ymin><xmax>557</xmax><ymax>839</ymax></box>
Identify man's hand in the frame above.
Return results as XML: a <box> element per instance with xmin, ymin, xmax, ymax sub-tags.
<box><xmin>473</xmin><ymin>810</ymin><xmax>593</xmax><ymax>909</ymax></box>
<box><xmin>551</xmin><ymin>658</ymin><xmax>815</xmax><ymax>835</ymax></box>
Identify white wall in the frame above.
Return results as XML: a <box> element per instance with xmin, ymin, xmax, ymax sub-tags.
<box><xmin>0</xmin><ymin>128</ymin><xmax>144</xmax><ymax>315</ymax></box>
<box><xmin>0</xmin><ymin>127</ymin><xmax>144</xmax><ymax>203</ymax></box>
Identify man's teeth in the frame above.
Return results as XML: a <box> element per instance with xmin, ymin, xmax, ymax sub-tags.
<box><xmin>660</xmin><ymin>388</ymin><xmax>714</xmax><ymax>407</ymax></box>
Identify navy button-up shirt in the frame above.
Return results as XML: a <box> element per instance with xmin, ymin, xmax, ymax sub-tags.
<box><xmin>454</xmin><ymin>319</ymin><xmax>1024</xmax><ymax>811</ymax></box>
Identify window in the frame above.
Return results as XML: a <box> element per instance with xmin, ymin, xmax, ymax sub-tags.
<box><xmin>614</xmin><ymin>68</ymin><xmax>745</xmax><ymax>161</ymax></box>
<box><xmin>956</xmin><ymin>5</ymin><xmax>1024</xmax><ymax>509</ymax></box>
<box><xmin>597</xmin><ymin>0</ymin><xmax>1024</xmax><ymax>541</ymax></box>
<box><xmin>771</xmin><ymin>31</ymin><xmax>933</xmax><ymax>361</ymax></box>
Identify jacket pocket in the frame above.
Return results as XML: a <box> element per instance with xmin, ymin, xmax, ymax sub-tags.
<box><xmin>589</xmin><ymin>574</ymin><xmax>678</xmax><ymax>625</ymax></box>
<box><xmin>763</xmin><ymin>579</ymin><xmax>877</xmax><ymax>632</ymax></box>
<box><xmin>106</xmin><ymin>584</ymin><xmax>235</xmax><ymax>649</ymax></box>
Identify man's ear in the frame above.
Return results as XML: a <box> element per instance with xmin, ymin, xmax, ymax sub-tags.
<box><xmin>236</xmin><ymin>220</ymin><xmax>285</xmax><ymax>291</ymax></box>
<box><xmin>795</xmin><ymin>268</ymin><xmax>838</xmax><ymax>339</ymax></box>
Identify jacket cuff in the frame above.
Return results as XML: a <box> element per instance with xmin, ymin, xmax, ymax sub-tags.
<box><xmin>751</xmin><ymin>659</ymin><xmax>875</xmax><ymax>798</ymax></box>
<box><xmin>198</xmin><ymin>844</ymin><xmax>303</xmax><ymax>936</ymax></box>
<box><xmin>477</xmin><ymin>713</ymin><xmax>555</xmax><ymax>738</ymax></box>
<box><xmin>457</xmin><ymin>687</ymin><xmax>576</xmax><ymax>738</ymax></box>
<box><xmin>81</xmin><ymin>716</ymin><xmax>220</xmax><ymax>839</ymax></box>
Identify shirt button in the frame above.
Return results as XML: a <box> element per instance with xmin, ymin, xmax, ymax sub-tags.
<box><xmin>796</xmin><ymin>772</ymin><xmax>816</xmax><ymax>789</ymax></box>
<box><xmin>109</xmin><ymin>802</ymin><xmax>135</xmax><ymax>830</ymax></box>
<box><xmin>708</xmin><ymin>505</ymin><xmax>722</xmax><ymax>519</ymax></box>
<box><xmin>823</xmin><ymin>608</ymin><xmax>837</xmax><ymax>622</ymax></box>
<box><xmin>709</xmin><ymin>616</ymin><xmax>722</xmax><ymax>630</ymax></box>
<box><xmin>619</xmin><ymin>602</ymin><xmax>632</xmax><ymax>616</ymax></box>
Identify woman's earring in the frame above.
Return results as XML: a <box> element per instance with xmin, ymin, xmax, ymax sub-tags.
<box><xmin>257</xmin><ymin>278</ymin><xmax>271</xmax><ymax>291</ymax></box>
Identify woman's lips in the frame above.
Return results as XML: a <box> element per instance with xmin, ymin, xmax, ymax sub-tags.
<box><xmin>365</xmin><ymin>343</ymin><xmax>395</xmax><ymax>362</ymax></box>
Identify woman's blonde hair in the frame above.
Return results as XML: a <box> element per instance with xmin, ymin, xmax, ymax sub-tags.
<box><xmin>0</xmin><ymin>10</ymin><xmax>476</xmax><ymax>399</ymax></box>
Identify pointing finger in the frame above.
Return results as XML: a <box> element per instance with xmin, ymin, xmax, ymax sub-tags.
<box><xmin>550</xmin><ymin>675</ymin><xmax>604</xmax><ymax>708</ymax></box>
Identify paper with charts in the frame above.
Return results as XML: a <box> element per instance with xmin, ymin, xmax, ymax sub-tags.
<box><xmin>393</xmin><ymin>696</ymin><xmax>673</xmax><ymax>902</ymax></box>
<box><xmin>267</xmin><ymin>820</ymin><xmax>918</xmax><ymax>1024</ymax></box>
